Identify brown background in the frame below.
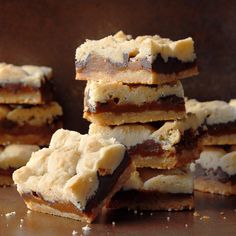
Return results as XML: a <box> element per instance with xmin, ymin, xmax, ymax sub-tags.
<box><xmin>0</xmin><ymin>0</ymin><xmax>236</xmax><ymax>133</ymax></box>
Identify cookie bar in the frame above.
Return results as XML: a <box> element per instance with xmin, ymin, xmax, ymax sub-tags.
<box><xmin>84</xmin><ymin>80</ymin><xmax>185</xmax><ymax>125</ymax></box>
<box><xmin>13</xmin><ymin>129</ymin><xmax>133</xmax><ymax>223</ymax></box>
<box><xmin>75</xmin><ymin>31</ymin><xmax>198</xmax><ymax>85</ymax></box>
<box><xmin>89</xmin><ymin>114</ymin><xmax>201</xmax><ymax>169</ymax></box>
<box><xmin>192</xmin><ymin>146</ymin><xmax>236</xmax><ymax>195</ymax></box>
<box><xmin>0</xmin><ymin>63</ymin><xmax>53</xmax><ymax>104</ymax></box>
<box><xmin>109</xmin><ymin>167</ymin><xmax>194</xmax><ymax>210</ymax></box>
<box><xmin>0</xmin><ymin>101</ymin><xmax>63</xmax><ymax>145</ymax></box>
<box><xmin>186</xmin><ymin>99</ymin><xmax>236</xmax><ymax>145</ymax></box>
<box><xmin>0</xmin><ymin>144</ymin><xmax>39</xmax><ymax>186</ymax></box>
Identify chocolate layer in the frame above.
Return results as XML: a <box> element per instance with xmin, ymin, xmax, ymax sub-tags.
<box><xmin>128</xmin><ymin>129</ymin><xmax>198</xmax><ymax>158</ymax></box>
<box><xmin>0</xmin><ymin>167</ymin><xmax>15</xmax><ymax>176</ymax></box>
<box><xmin>76</xmin><ymin>53</ymin><xmax>197</xmax><ymax>74</ymax></box>
<box><xmin>0</xmin><ymin>117</ymin><xmax>62</xmax><ymax>136</ymax></box>
<box><xmin>194</xmin><ymin>163</ymin><xmax>236</xmax><ymax>184</ymax></box>
<box><xmin>206</xmin><ymin>121</ymin><xmax>236</xmax><ymax>136</ymax></box>
<box><xmin>23</xmin><ymin>151</ymin><xmax>130</xmax><ymax>215</ymax></box>
<box><xmin>86</xmin><ymin>95</ymin><xmax>185</xmax><ymax>114</ymax></box>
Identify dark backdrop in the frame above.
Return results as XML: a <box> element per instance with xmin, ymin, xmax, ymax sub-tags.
<box><xmin>0</xmin><ymin>0</ymin><xmax>236</xmax><ymax>133</ymax></box>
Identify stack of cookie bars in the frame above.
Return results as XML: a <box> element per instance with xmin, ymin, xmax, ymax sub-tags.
<box><xmin>186</xmin><ymin>99</ymin><xmax>236</xmax><ymax>195</ymax></box>
<box><xmin>76</xmin><ymin>31</ymin><xmax>200</xmax><ymax>211</ymax></box>
<box><xmin>0</xmin><ymin>63</ymin><xmax>63</xmax><ymax>186</ymax></box>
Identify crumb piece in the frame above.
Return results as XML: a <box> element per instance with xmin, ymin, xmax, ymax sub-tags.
<box><xmin>82</xmin><ymin>225</ymin><xmax>91</xmax><ymax>232</ymax></box>
<box><xmin>150</xmin><ymin>212</ymin><xmax>153</xmax><ymax>216</ymax></box>
<box><xmin>134</xmin><ymin>210</ymin><xmax>138</xmax><ymax>215</ymax></box>
<box><xmin>166</xmin><ymin>216</ymin><xmax>170</xmax><ymax>221</ymax></box>
<box><xmin>220</xmin><ymin>212</ymin><xmax>224</xmax><ymax>215</ymax></box>
<box><xmin>5</xmin><ymin>212</ymin><xmax>16</xmax><ymax>218</ymax></box>
<box><xmin>193</xmin><ymin>211</ymin><xmax>200</xmax><ymax>217</ymax></box>
<box><xmin>27</xmin><ymin>210</ymin><xmax>31</xmax><ymax>214</ymax></box>
<box><xmin>185</xmin><ymin>224</ymin><xmax>188</xmax><ymax>228</ymax></box>
<box><xmin>72</xmin><ymin>230</ymin><xmax>78</xmax><ymax>235</ymax></box>
<box><xmin>112</xmin><ymin>221</ymin><xmax>116</xmax><ymax>226</ymax></box>
<box><xmin>19</xmin><ymin>224</ymin><xmax>23</xmax><ymax>228</ymax></box>
<box><xmin>167</xmin><ymin>208</ymin><xmax>172</xmax><ymax>212</ymax></box>
<box><xmin>140</xmin><ymin>212</ymin><xmax>143</xmax><ymax>216</ymax></box>
<box><xmin>20</xmin><ymin>219</ymin><xmax>24</xmax><ymax>223</ymax></box>
<box><xmin>223</xmin><ymin>216</ymin><xmax>226</xmax><ymax>220</ymax></box>
<box><xmin>200</xmin><ymin>215</ymin><xmax>210</xmax><ymax>221</ymax></box>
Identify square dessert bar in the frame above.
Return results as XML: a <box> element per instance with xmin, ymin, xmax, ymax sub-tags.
<box><xmin>84</xmin><ymin>80</ymin><xmax>185</xmax><ymax>125</ymax></box>
<box><xmin>0</xmin><ymin>101</ymin><xmax>63</xmax><ymax>145</ymax></box>
<box><xmin>13</xmin><ymin>129</ymin><xmax>133</xmax><ymax>223</ymax></box>
<box><xmin>75</xmin><ymin>31</ymin><xmax>198</xmax><ymax>85</ymax></box>
<box><xmin>109</xmin><ymin>166</ymin><xmax>194</xmax><ymax>211</ymax></box>
<box><xmin>192</xmin><ymin>146</ymin><xmax>236</xmax><ymax>195</ymax></box>
<box><xmin>186</xmin><ymin>99</ymin><xmax>236</xmax><ymax>145</ymax></box>
<box><xmin>0</xmin><ymin>144</ymin><xmax>39</xmax><ymax>186</ymax></box>
<box><xmin>0</xmin><ymin>63</ymin><xmax>53</xmax><ymax>104</ymax></box>
<box><xmin>89</xmin><ymin>113</ymin><xmax>201</xmax><ymax>169</ymax></box>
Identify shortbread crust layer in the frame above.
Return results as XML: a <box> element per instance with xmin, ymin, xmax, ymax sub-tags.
<box><xmin>84</xmin><ymin>109</ymin><xmax>186</xmax><ymax>126</ymax></box>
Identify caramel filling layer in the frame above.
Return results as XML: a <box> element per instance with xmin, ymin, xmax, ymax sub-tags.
<box><xmin>86</xmin><ymin>95</ymin><xmax>185</xmax><ymax>114</ymax></box>
<box><xmin>0</xmin><ymin>80</ymin><xmax>53</xmax><ymax>102</ymax></box>
<box><xmin>76</xmin><ymin>54</ymin><xmax>197</xmax><ymax>74</ymax></box>
<box><xmin>23</xmin><ymin>151</ymin><xmax>131</xmax><ymax>214</ymax></box>
<box><xmin>194</xmin><ymin>163</ymin><xmax>236</xmax><ymax>184</ymax></box>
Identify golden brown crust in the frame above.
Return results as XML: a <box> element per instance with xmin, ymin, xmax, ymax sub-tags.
<box><xmin>84</xmin><ymin>110</ymin><xmax>186</xmax><ymax>126</ymax></box>
<box><xmin>194</xmin><ymin>178</ymin><xmax>236</xmax><ymax>196</ymax></box>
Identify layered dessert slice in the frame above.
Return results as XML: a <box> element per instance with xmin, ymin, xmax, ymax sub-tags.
<box><xmin>84</xmin><ymin>80</ymin><xmax>185</xmax><ymax>125</ymax></box>
<box><xmin>0</xmin><ymin>63</ymin><xmax>53</xmax><ymax>104</ymax></box>
<box><xmin>191</xmin><ymin>146</ymin><xmax>236</xmax><ymax>195</ymax></box>
<box><xmin>89</xmin><ymin>113</ymin><xmax>201</xmax><ymax>169</ymax></box>
<box><xmin>186</xmin><ymin>99</ymin><xmax>236</xmax><ymax>145</ymax></box>
<box><xmin>0</xmin><ymin>101</ymin><xmax>63</xmax><ymax>145</ymax></box>
<box><xmin>109</xmin><ymin>166</ymin><xmax>194</xmax><ymax>211</ymax></box>
<box><xmin>13</xmin><ymin>129</ymin><xmax>133</xmax><ymax>223</ymax></box>
<box><xmin>0</xmin><ymin>144</ymin><xmax>39</xmax><ymax>186</ymax></box>
<box><xmin>75</xmin><ymin>31</ymin><xmax>198</xmax><ymax>85</ymax></box>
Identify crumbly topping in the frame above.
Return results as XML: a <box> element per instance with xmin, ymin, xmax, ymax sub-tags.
<box><xmin>0</xmin><ymin>101</ymin><xmax>63</xmax><ymax>126</ymax></box>
<box><xmin>186</xmin><ymin>99</ymin><xmax>236</xmax><ymax>125</ymax></box>
<box><xmin>13</xmin><ymin>129</ymin><xmax>126</xmax><ymax>210</ymax></box>
<box><xmin>195</xmin><ymin>146</ymin><xmax>236</xmax><ymax>175</ymax></box>
<box><xmin>0</xmin><ymin>63</ymin><xmax>52</xmax><ymax>87</ymax></box>
<box><xmin>0</xmin><ymin>144</ymin><xmax>39</xmax><ymax>169</ymax></box>
<box><xmin>123</xmin><ymin>167</ymin><xmax>193</xmax><ymax>193</ymax></box>
<box><xmin>229</xmin><ymin>99</ymin><xmax>236</xmax><ymax>108</ymax></box>
<box><xmin>89</xmin><ymin>114</ymin><xmax>199</xmax><ymax>152</ymax></box>
<box><xmin>76</xmin><ymin>31</ymin><xmax>196</xmax><ymax>66</ymax></box>
<box><xmin>86</xmin><ymin>80</ymin><xmax>184</xmax><ymax>106</ymax></box>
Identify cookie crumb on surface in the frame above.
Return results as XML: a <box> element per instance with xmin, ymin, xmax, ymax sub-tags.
<box><xmin>5</xmin><ymin>211</ymin><xmax>16</xmax><ymax>217</ymax></box>
<box><xmin>82</xmin><ymin>225</ymin><xmax>91</xmax><ymax>232</ymax></box>
<box><xmin>72</xmin><ymin>230</ymin><xmax>78</xmax><ymax>235</ymax></box>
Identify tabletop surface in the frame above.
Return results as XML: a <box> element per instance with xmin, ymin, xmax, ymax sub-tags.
<box><xmin>0</xmin><ymin>187</ymin><xmax>236</xmax><ymax>236</ymax></box>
